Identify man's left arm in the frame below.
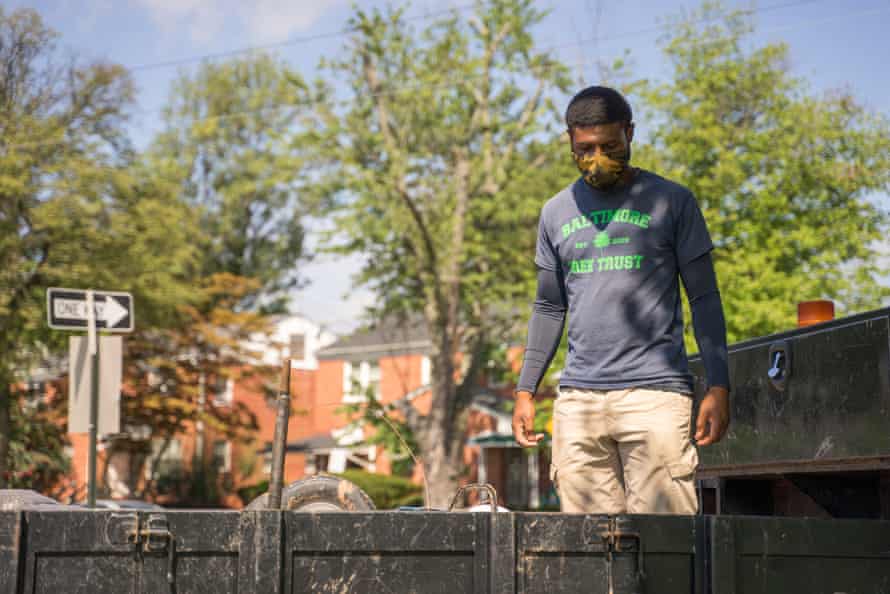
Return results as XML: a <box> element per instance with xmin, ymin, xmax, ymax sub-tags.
<box><xmin>679</xmin><ymin>252</ymin><xmax>731</xmax><ymax>446</ymax></box>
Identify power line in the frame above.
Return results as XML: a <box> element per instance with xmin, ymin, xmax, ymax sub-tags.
<box><xmin>125</xmin><ymin>0</ymin><xmax>852</xmax><ymax>121</ymax></box>
<box><xmin>127</xmin><ymin>2</ymin><xmax>481</xmax><ymax>74</ymax></box>
<box><xmin>542</xmin><ymin>0</ymin><xmax>826</xmax><ymax>55</ymax></box>
<box><xmin>126</xmin><ymin>0</ymin><xmax>825</xmax><ymax>75</ymax></box>
<box><xmin>4</xmin><ymin>0</ymin><xmax>886</xmax><ymax>155</ymax></box>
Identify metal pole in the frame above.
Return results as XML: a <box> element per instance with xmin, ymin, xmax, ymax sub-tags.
<box><xmin>267</xmin><ymin>359</ymin><xmax>292</xmax><ymax>509</ymax></box>
<box><xmin>86</xmin><ymin>291</ymin><xmax>99</xmax><ymax>508</ymax></box>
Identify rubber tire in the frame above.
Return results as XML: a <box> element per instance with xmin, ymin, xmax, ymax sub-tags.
<box><xmin>246</xmin><ymin>475</ymin><xmax>376</xmax><ymax>512</ymax></box>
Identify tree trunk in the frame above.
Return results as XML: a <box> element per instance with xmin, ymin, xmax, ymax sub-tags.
<box><xmin>416</xmin><ymin>315</ymin><xmax>467</xmax><ymax>508</ymax></box>
<box><xmin>0</xmin><ymin>380</ymin><xmax>9</xmax><ymax>488</ymax></box>
<box><xmin>423</xmin><ymin>439</ymin><xmax>463</xmax><ymax>509</ymax></box>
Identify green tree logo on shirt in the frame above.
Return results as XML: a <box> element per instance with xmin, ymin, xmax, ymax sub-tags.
<box><xmin>594</xmin><ymin>231</ymin><xmax>611</xmax><ymax>256</ymax></box>
<box><xmin>594</xmin><ymin>231</ymin><xmax>611</xmax><ymax>248</ymax></box>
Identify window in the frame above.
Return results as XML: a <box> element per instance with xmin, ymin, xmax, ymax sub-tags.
<box><xmin>342</xmin><ymin>360</ymin><xmax>381</xmax><ymax>404</ymax></box>
<box><xmin>367</xmin><ymin>361</ymin><xmax>381</xmax><ymax>400</ymax></box>
<box><xmin>213</xmin><ymin>440</ymin><xmax>232</xmax><ymax>473</ymax></box>
<box><xmin>289</xmin><ymin>333</ymin><xmax>306</xmax><ymax>361</ymax></box>
<box><xmin>212</xmin><ymin>377</ymin><xmax>234</xmax><ymax>406</ymax></box>
<box><xmin>146</xmin><ymin>438</ymin><xmax>183</xmax><ymax>480</ymax></box>
<box><xmin>420</xmin><ymin>356</ymin><xmax>431</xmax><ymax>386</ymax></box>
<box><xmin>306</xmin><ymin>453</ymin><xmax>329</xmax><ymax>475</ymax></box>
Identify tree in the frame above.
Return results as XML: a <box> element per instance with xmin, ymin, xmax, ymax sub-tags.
<box><xmin>309</xmin><ymin>0</ymin><xmax>572</xmax><ymax>505</ymax></box>
<box><xmin>5</xmin><ymin>391</ymin><xmax>70</xmax><ymax>493</ymax></box>
<box><xmin>0</xmin><ymin>7</ymin><xmax>137</xmax><ymax>486</ymax></box>
<box><xmin>148</xmin><ymin>53</ymin><xmax>318</xmax><ymax>311</ymax></box>
<box><xmin>120</xmin><ymin>273</ymin><xmax>268</xmax><ymax>502</ymax></box>
<box><xmin>632</xmin><ymin>3</ymin><xmax>890</xmax><ymax>343</ymax></box>
<box><xmin>130</xmin><ymin>53</ymin><xmax>319</xmax><ymax>503</ymax></box>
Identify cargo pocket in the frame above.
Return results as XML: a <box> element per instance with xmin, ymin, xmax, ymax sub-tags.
<box><xmin>665</xmin><ymin>446</ymin><xmax>699</xmax><ymax>513</ymax></box>
<box><xmin>666</xmin><ymin>445</ymin><xmax>699</xmax><ymax>480</ymax></box>
<box><xmin>666</xmin><ymin>459</ymin><xmax>696</xmax><ymax>482</ymax></box>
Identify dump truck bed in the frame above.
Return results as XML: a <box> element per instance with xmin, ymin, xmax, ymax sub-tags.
<box><xmin>2</xmin><ymin>509</ymin><xmax>889</xmax><ymax>594</ymax></box>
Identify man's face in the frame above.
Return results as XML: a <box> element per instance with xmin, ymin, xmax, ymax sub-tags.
<box><xmin>569</xmin><ymin>121</ymin><xmax>635</xmax><ymax>190</ymax></box>
<box><xmin>569</xmin><ymin>121</ymin><xmax>634</xmax><ymax>160</ymax></box>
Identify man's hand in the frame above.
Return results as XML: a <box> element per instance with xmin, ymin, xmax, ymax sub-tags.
<box><xmin>694</xmin><ymin>386</ymin><xmax>730</xmax><ymax>446</ymax></box>
<box><xmin>513</xmin><ymin>391</ymin><xmax>545</xmax><ymax>447</ymax></box>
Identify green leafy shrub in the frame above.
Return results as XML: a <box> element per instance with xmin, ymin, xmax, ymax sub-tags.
<box><xmin>237</xmin><ymin>479</ymin><xmax>269</xmax><ymax>506</ymax></box>
<box><xmin>336</xmin><ymin>470</ymin><xmax>423</xmax><ymax>509</ymax></box>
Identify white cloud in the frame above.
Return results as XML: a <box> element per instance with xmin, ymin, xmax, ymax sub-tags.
<box><xmin>245</xmin><ymin>0</ymin><xmax>345</xmax><ymax>44</ymax></box>
<box><xmin>133</xmin><ymin>0</ymin><xmax>345</xmax><ymax>46</ymax></box>
<box><xmin>133</xmin><ymin>0</ymin><xmax>225</xmax><ymax>43</ymax></box>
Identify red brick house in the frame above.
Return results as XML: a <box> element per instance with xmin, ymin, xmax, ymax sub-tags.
<box><xmin>274</xmin><ymin>317</ymin><xmax>555</xmax><ymax>509</ymax></box>
<box><xmin>57</xmin><ymin>314</ymin><xmax>554</xmax><ymax>509</ymax></box>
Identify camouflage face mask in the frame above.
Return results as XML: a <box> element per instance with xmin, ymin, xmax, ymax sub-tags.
<box><xmin>572</xmin><ymin>147</ymin><xmax>630</xmax><ymax>190</ymax></box>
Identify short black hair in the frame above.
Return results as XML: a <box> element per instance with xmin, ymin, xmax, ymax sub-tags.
<box><xmin>565</xmin><ymin>86</ymin><xmax>633</xmax><ymax>129</ymax></box>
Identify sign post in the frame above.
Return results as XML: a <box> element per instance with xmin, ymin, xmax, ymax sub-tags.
<box><xmin>86</xmin><ymin>291</ymin><xmax>100</xmax><ymax>508</ymax></box>
<box><xmin>47</xmin><ymin>288</ymin><xmax>133</xmax><ymax>507</ymax></box>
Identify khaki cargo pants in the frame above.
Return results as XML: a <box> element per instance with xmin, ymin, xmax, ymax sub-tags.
<box><xmin>550</xmin><ymin>387</ymin><xmax>699</xmax><ymax>514</ymax></box>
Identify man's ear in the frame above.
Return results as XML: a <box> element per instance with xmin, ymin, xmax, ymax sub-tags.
<box><xmin>625</xmin><ymin>122</ymin><xmax>635</xmax><ymax>144</ymax></box>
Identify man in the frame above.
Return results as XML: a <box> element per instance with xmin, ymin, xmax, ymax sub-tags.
<box><xmin>512</xmin><ymin>86</ymin><xmax>730</xmax><ymax>514</ymax></box>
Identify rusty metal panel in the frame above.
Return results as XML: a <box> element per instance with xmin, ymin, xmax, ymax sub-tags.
<box><xmin>283</xmin><ymin>512</ymin><xmax>490</xmax><ymax>593</ymax></box>
<box><xmin>690</xmin><ymin>307</ymin><xmax>890</xmax><ymax>470</ymax></box>
<box><xmin>515</xmin><ymin>513</ymin><xmax>702</xmax><ymax>594</ymax></box>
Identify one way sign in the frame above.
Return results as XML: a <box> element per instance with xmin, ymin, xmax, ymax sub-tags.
<box><xmin>47</xmin><ymin>288</ymin><xmax>134</xmax><ymax>332</ymax></box>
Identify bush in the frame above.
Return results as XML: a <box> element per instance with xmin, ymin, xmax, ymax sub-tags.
<box><xmin>335</xmin><ymin>470</ymin><xmax>424</xmax><ymax>509</ymax></box>
<box><xmin>237</xmin><ymin>479</ymin><xmax>268</xmax><ymax>506</ymax></box>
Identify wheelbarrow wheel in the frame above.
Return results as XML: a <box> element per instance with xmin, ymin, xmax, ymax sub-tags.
<box><xmin>246</xmin><ymin>474</ymin><xmax>375</xmax><ymax>512</ymax></box>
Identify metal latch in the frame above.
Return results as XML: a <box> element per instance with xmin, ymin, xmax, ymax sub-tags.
<box><xmin>587</xmin><ymin>517</ymin><xmax>646</xmax><ymax>594</ymax></box>
<box><xmin>768</xmin><ymin>340</ymin><xmax>792</xmax><ymax>392</ymax></box>
<box><xmin>128</xmin><ymin>514</ymin><xmax>177</xmax><ymax>587</ymax></box>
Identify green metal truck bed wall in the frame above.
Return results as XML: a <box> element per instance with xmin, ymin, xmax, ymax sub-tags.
<box><xmin>515</xmin><ymin>514</ymin><xmax>701</xmax><ymax>594</ymax></box>
<box><xmin>689</xmin><ymin>307</ymin><xmax>890</xmax><ymax>470</ymax></box>
<box><xmin>3</xmin><ymin>510</ymin><xmax>889</xmax><ymax>594</ymax></box>
<box><xmin>282</xmin><ymin>512</ymin><xmax>497</xmax><ymax>594</ymax></box>
<box><xmin>709</xmin><ymin>516</ymin><xmax>890</xmax><ymax>594</ymax></box>
<box><xmin>5</xmin><ymin>510</ymin><xmax>280</xmax><ymax>594</ymax></box>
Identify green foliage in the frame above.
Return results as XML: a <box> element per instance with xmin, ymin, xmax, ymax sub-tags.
<box><xmin>4</xmin><ymin>395</ymin><xmax>69</xmax><ymax>491</ymax></box>
<box><xmin>336</xmin><ymin>470</ymin><xmax>423</xmax><ymax>509</ymax></box>
<box><xmin>0</xmin><ymin>10</ymin><xmax>299</xmax><ymax>500</ymax></box>
<box><xmin>339</xmin><ymin>388</ymin><xmax>419</xmax><ymax>477</ymax></box>
<box><xmin>0</xmin><ymin>6</ymin><xmax>142</xmax><ymax>486</ymax></box>
<box><xmin>148</xmin><ymin>53</ymin><xmax>317</xmax><ymax>310</ymax></box>
<box><xmin>631</xmin><ymin>2</ymin><xmax>890</xmax><ymax>344</ymax></box>
<box><xmin>237</xmin><ymin>479</ymin><xmax>269</xmax><ymax>507</ymax></box>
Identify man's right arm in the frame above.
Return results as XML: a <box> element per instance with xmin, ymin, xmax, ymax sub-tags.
<box><xmin>513</xmin><ymin>265</ymin><xmax>567</xmax><ymax>446</ymax></box>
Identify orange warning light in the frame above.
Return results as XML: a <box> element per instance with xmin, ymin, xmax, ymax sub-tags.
<box><xmin>797</xmin><ymin>300</ymin><xmax>835</xmax><ymax>328</ymax></box>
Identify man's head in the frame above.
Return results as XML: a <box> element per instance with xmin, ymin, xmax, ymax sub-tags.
<box><xmin>565</xmin><ymin>86</ymin><xmax>635</xmax><ymax>190</ymax></box>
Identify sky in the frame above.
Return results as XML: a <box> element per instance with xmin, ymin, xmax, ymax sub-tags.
<box><xmin>9</xmin><ymin>0</ymin><xmax>890</xmax><ymax>335</ymax></box>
